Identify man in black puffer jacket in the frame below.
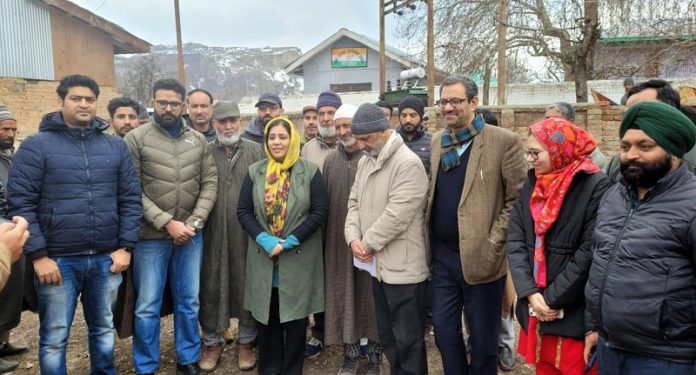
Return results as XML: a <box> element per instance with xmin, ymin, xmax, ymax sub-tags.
<box><xmin>7</xmin><ymin>75</ymin><xmax>142</xmax><ymax>375</ymax></box>
<box><xmin>584</xmin><ymin>101</ymin><xmax>696</xmax><ymax>374</ymax></box>
<box><xmin>395</xmin><ymin>96</ymin><xmax>432</xmax><ymax>176</ymax></box>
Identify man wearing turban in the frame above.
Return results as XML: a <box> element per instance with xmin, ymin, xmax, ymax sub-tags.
<box><xmin>584</xmin><ymin>101</ymin><xmax>696</xmax><ymax>374</ymax></box>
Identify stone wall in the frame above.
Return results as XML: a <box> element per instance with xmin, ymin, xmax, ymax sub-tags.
<box><xmin>0</xmin><ymin>77</ymin><xmax>120</xmax><ymax>139</ymax></box>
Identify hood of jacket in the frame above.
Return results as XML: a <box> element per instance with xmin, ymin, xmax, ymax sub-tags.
<box><xmin>245</xmin><ymin>116</ymin><xmax>266</xmax><ymax>137</ymax></box>
<box><xmin>40</xmin><ymin>111</ymin><xmax>109</xmax><ymax>134</ymax></box>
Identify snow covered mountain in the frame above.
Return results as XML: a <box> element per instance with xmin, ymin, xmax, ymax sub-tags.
<box><xmin>115</xmin><ymin>43</ymin><xmax>303</xmax><ymax>102</ymax></box>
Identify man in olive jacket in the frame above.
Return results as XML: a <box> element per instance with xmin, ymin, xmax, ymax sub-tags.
<box><xmin>426</xmin><ymin>75</ymin><xmax>527</xmax><ymax>375</ymax></box>
<box><xmin>345</xmin><ymin>103</ymin><xmax>430</xmax><ymax>375</ymax></box>
<box><xmin>124</xmin><ymin>79</ymin><xmax>217</xmax><ymax>375</ymax></box>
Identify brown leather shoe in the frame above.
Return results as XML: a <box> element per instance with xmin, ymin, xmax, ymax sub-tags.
<box><xmin>237</xmin><ymin>342</ymin><xmax>257</xmax><ymax>371</ymax></box>
<box><xmin>198</xmin><ymin>344</ymin><xmax>224</xmax><ymax>373</ymax></box>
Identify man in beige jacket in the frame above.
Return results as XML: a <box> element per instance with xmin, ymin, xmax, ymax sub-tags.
<box><xmin>0</xmin><ymin>217</ymin><xmax>29</xmax><ymax>292</ymax></box>
<box><xmin>426</xmin><ymin>75</ymin><xmax>527</xmax><ymax>375</ymax></box>
<box><xmin>345</xmin><ymin>103</ymin><xmax>429</xmax><ymax>375</ymax></box>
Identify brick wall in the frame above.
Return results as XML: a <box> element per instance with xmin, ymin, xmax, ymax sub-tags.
<box><xmin>421</xmin><ymin>103</ymin><xmax>623</xmax><ymax>157</ymax></box>
<box><xmin>2</xmin><ymin>79</ymin><xmax>623</xmax><ymax>159</ymax></box>
<box><xmin>0</xmin><ymin>77</ymin><xmax>120</xmax><ymax>140</ymax></box>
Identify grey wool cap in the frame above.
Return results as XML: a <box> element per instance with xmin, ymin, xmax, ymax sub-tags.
<box><xmin>0</xmin><ymin>105</ymin><xmax>15</xmax><ymax>122</ymax></box>
<box><xmin>351</xmin><ymin>103</ymin><xmax>390</xmax><ymax>135</ymax></box>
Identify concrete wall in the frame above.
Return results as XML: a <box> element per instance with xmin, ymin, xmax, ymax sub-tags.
<box><xmin>301</xmin><ymin>36</ymin><xmax>405</xmax><ymax>94</ymax></box>
<box><xmin>0</xmin><ymin>77</ymin><xmax>120</xmax><ymax>139</ymax></box>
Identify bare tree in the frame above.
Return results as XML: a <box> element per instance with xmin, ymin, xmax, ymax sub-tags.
<box><xmin>116</xmin><ymin>53</ymin><xmax>162</xmax><ymax>103</ymax></box>
<box><xmin>397</xmin><ymin>0</ymin><xmax>695</xmax><ymax>103</ymax></box>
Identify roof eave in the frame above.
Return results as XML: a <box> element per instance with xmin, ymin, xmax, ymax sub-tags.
<box><xmin>42</xmin><ymin>0</ymin><xmax>151</xmax><ymax>54</ymax></box>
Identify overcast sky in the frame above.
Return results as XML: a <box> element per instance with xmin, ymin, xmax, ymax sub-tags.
<box><xmin>69</xmin><ymin>0</ymin><xmax>404</xmax><ymax>53</ymax></box>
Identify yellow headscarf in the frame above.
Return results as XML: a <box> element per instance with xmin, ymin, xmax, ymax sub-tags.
<box><xmin>263</xmin><ymin>117</ymin><xmax>301</xmax><ymax>236</ymax></box>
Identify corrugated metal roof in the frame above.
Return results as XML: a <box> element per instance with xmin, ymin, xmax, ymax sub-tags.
<box><xmin>0</xmin><ymin>0</ymin><xmax>54</xmax><ymax>80</ymax></box>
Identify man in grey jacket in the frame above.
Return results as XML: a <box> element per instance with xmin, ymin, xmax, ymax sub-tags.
<box><xmin>125</xmin><ymin>78</ymin><xmax>218</xmax><ymax>375</ymax></box>
<box><xmin>345</xmin><ymin>103</ymin><xmax>429</xmax><ymax>375</ymax></box>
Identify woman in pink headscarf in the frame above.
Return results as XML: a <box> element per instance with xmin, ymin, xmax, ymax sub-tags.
<box><xmin>507</xmin><ymin>117</ymin><xmax>610</xmax><ymax>374</ymax></box>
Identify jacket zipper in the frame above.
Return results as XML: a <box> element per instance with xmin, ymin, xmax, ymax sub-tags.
<box><xmin>79</xmin><ymin>132</ymin><xmax>96</xmax><ymax>253</ymax></box>
<box><xmin>172</xmin><ymin>136</ymin><xmax>180</xmax><ymax>220</ymax></box>
<box><xmin>596</xmin><ymin>207</ymin><xmax>635</xmax><ymax>335</ymax></box>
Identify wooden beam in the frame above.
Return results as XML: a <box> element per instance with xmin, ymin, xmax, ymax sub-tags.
<box><xmin>427</xmin><ymin>0</ymin><xmax>435</xmax><ymax>106</ymax></box>
<box><xmin>380</xmin><ymin>0</ymin><xmax>386</xmax><ymax>93</ymax></box>
<box><xmin>497</xmin><ymin>0</ymin><xmax>507</xmax><ymax>105</ymax></box>
<box><xmin>174</xmin><ymin>0</ymin><xmax>186</xmax><ymax>87</ymax></box>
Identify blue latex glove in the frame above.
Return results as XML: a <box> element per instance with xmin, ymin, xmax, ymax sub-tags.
<box><xmin>255</xmin><ymin>232</ymin><xmax>281</xmax><ymax>255</ymax></box>
<box><xmin>281</xmin><ymin>235</ymin><xmax>300</xmax><ymax>250</ymax></box>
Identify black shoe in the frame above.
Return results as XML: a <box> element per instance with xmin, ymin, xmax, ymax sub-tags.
<box><xmin>176</xmin><ymin>362</ymin><xmax>202</xmax><ymax>375</ymax></box>
<box><xmin>0</xmin><ymin>342</ymin><xmax>28</xmax><ymax>356</ymax></box>
<box><xmin>366</xmin><ymin>353</ymin><xmax>382</xmax><ymax>375</ymax></box>
<box><xmin>337</xmin><ymin>356</ymin><xmax>359</xmax><ymax>375</ymax></box>
<box><xmin>0</xmin><ymin>358</ymin><xmax>18</xmax><ymax>374</ymax></box>
<box><xmin>498</xmin><ymin>346</ymin><xmax>516</xmax><ymax>371</ymax></box>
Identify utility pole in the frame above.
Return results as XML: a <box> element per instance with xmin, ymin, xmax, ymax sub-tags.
<box><xmin>380</xmin><ymin>0</ymin><xmax>386</xmax><ymax>94</ymax></box>
<box><xmin>382</xmin><ymin>1</ymin><xmax>434</xmax><ymax>104</ymax></box>
<box><xmin>426</xmin><ymin>0</ymin><xmax>434</xmax><ymax>106</ymax></box>
<box><xmin>497</xmin><ymin>0</ymin><xmax>507</xmax><ymax>105</ymax></box>
<box><xmin>174</xmin><ymin>0</ymin><xmax>186</xmax><ymax>87</ymax></box>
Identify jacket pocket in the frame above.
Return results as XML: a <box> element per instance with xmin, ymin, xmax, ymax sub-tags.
<box><xmin>660</xmin><ymin>298</ymin><xmax>696</xmax><ymax>340</ymax></box>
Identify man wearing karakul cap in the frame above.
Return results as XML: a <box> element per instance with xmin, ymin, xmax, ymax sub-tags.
<box><xmin>344</xmin><ymin>103</ymin><xmax>429</xmax><ymax>375</ymax></box>
<box><xmin>584</xmin><ymin>101</ymin><xmax>696</xmax><ymax>374</ymax></box>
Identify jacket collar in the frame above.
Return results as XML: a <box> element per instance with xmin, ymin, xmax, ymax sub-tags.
<box><xmin>39</xmin><ymin>111</ymin><xmax>109</xmax><ymax>135</ymax></box>
<box><xmin>367</xmin><ymin>131</ymin><xmax>403</xmax><ymax>169</ymax></box>
<box><xmin>184</xmin><ymin>115</ymin><xmax>215</xmax><ymax>138</ymax></box>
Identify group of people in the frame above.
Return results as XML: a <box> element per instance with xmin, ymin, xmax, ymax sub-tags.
<box><xmin>0</xmin><ymin>72</ymin><xmax>695</xmax><ymax>375</ymax></box>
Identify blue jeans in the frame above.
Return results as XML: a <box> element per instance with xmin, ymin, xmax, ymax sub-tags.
<box><xmin>132</xmin><ymin>232</ymin><xmax>203</xmax><ymax>374</ymax></box>
<box><xmin>35</xmin><ymin>253</ymin><xmax>122</xmax><ymax>375</ymax></box>
<box><xmin>597</xmin><ymin>338</ymin><xmax>696</xmax><ymax>375</ymax></box>
<box><xmin>431</xmin><ymin>241</ymin><xmax>505</xmax><ymax>375</ymax></box>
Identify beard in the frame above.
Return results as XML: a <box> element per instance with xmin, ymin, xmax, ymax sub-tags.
<box><xmin>620</xmin><ymin>154</ymin><xmax>673</xmax><ymax>188</ymax></box>
<box><xmin>216</xmin><ymin>129</ymin><xmax>240</xmax><ymax>146</ymax></box>
<box><xmin>339</xmin><ymin>135</ymin><xmax>357</xmax><ymax>148</ymax></box>
<box><xmin>260</xmin><ymin>114</ymin><xmax>273</xmax><ymax>126</ymax></box>
<box><xmin>318</xmin><ymin>125</ymin><xmax>337</xmax><ymax>138</ymax></box>
<box><xmin>154</xmin><ymin>111</ymin><xmax>178</xmax><ymax>127</ymax></box>
<box><xmin>0</xmin><ymin>137</ymin><xmax>14</xmax><ymax>150</ymax></box>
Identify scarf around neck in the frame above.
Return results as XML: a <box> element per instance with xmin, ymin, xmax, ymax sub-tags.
<box><xmin>440</xmin><ymin>114</ymin><xmax>485</xmax><ymax>172</ymax></box>
<box><xmin>520</xmin><ymin>118</ymin><xmax>600</xmax><ymax>365</ymax></box>
<box><xmin>263</xmin><ymin>117</ymin><xmax>301</xmax><ymax>236</ymax></box>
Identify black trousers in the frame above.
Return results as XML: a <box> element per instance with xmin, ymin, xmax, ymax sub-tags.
<box><xmin>257</xmin><ymin>288</ymin><xmax>308</xmax><ymax>375</ymax></box>
<box><xmin>372</xmin><ymin>279</ymin><xmax>429</xmax><ymax>375</ymax></box>
<box><xmin>431</xmin><ymin>242</ymin><xmax>505</xmax><ymax>375</ymax></box>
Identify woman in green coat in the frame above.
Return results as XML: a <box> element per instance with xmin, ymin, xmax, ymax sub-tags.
<box><xmin>237</xmin><ymin>117</ymin><xmax>329</xmax><ymax>375</ymax></box>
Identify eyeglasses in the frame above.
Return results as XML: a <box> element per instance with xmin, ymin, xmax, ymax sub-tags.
<box><xmin>524</xmin><ymin>148</ymin><xmax>542</xmax><ymax>161</ymax></box>
<box><xmin>154</xmin><ymin>100</ymin><xmax>182</xmax><ymax>110</ymax></box>
<box><xmin>258</xmin><ymin>104</ymin><xmax>280</xmax><ymax>112</ymax></box>
<box><xmin>437</xmin><ymin>97</ymin><xmax>468</xmax><ymax>107</ymax></box>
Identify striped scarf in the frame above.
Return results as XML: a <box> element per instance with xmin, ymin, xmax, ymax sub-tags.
<box><xmin>440</xmin><ymin>114</ymin><xmax>485</xmax><ymax>172</ymax></box>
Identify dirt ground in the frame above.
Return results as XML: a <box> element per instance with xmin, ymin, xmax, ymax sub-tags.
<box><xmin>6</xmin><ymin>307</ymin><xmax>534</xmax><ymax>374</ymax></box>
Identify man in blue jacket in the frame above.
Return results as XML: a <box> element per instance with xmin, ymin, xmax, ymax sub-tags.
<box><xmin>7</xmin><ymin>74</ymin><xmax>143</xmax><ymax>375</ymax></box>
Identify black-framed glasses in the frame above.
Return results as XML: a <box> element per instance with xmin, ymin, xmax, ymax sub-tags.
<box><xmin>258</xmin><ymin>104</ymin><xmax>280</xmax><ymax>112</ymax></box>
<box><xmin>154</xmin><ymin>100</ymin><xmax>182</xmax><ymax>110</ymax></box>
<box><xmin>524</xmin><ymin>148</ymin><xmax>542</xmax><ymax>161</ymax></box>
<box><xmin>438</xmin><ymin>97</ymin><xmax>468</xmax><ymax>107</ymax></box>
